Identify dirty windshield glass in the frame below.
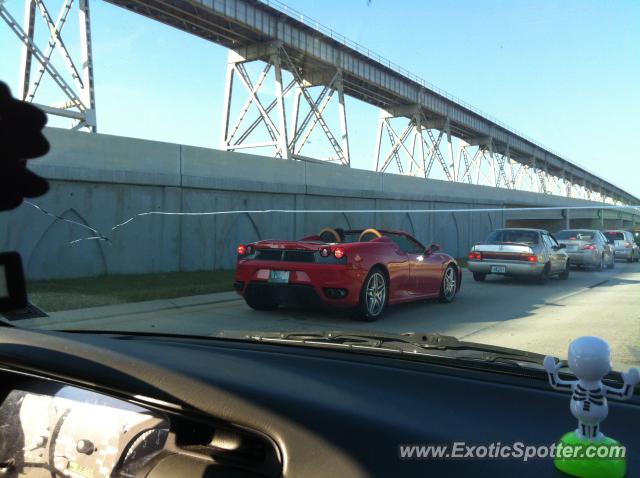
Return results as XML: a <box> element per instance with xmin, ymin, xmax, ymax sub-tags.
<box><xmin>1</xmin><ymin>0</ymin><xmax>639</xmax><ymax>374</ymax></box>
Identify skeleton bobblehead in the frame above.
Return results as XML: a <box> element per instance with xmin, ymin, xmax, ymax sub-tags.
<box><xmin>544</xmin><ymin>336</ymin><xmax>639</xmax><ymax>478</ymax></box>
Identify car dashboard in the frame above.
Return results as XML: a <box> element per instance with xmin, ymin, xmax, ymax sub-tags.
<box><xmin>0</xmin><ymin>381</ymin><xmax>166</xmax><ymax>477</ymax></box>
<box><xmin>0</xmin><ymin>326</ymin><xmax>639</xmax><ymax>477</ymax></box>
<box><xmin>0</xmin><ymin>369</ymin><xmax>281</xmax><ymax>478</ymax></box>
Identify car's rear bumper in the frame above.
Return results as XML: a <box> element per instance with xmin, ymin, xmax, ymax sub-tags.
<box><xmin>467</xmin><ymin>260</ymin><xmax>545</xmax><ymax>276</ymax></box>
<box><xmin>243</xmin><ymin>282</ymin><xmax>329</xmax><ymax>308</ymax></box>
<box><xmin>566</xmin><ymin>251</ymin><xmax>600</xmax><ymax>265</ymax></box>
<box><xmin>235</xmin><ymin>261</ymin><xmax>363</xmax><ymax>308</ymax></box>
<box><xmin>614</xmin><ymin>249</ymin><xmax>633</xmax><ymax>258</ymax></box>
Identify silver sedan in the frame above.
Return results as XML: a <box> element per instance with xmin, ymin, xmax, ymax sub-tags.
<box><xmin>555</xmin><ymin>229</ymin><xmax>615</xmax><ymax>270</ymax></box>
<box><xmin>467</xmin><ymin>228</ymin><xmax>569</xmax><ymax>283</ymax></box>
<box><xmin>603</xmin><ymin>230</ymin><xmax>640</xmax><ymax>263</ymax></box>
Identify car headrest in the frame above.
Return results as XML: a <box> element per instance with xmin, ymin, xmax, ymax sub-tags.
<box><xmin>319</xmin><ymin>228</ymin><xmax>342</xmax><ymax>243</ymax></box>
<box><xmin>358</xmin><ymin>228</ymin><xmax>382</xmax><ymax>242</ymax></box>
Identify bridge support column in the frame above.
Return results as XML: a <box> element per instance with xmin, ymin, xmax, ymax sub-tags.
<box><xmin>460</xmin><ymin>136</ymin><xmax>522</xmax><ymax>189</ymax></box>
<box><xmin>220</xmin><ymin>43</ymin><xmax>350</xmax><ymax>164</ymax></box>
<box><xmin>534</xmin><ymin>159</ymin><xmax>548</xmax><ymax>194</ymax></box>
<box><xmin>599</xmin><ymin>209</ymin><xmax>605</xmax><ymax>229</ymax></box>
<box><xmin>374</xmin><ymin>108</ymin><xmax>452</xmax><ymax>179</ymax></box>
<box><xmin>1</xmin><ymin>0</ymin><xmax>97</xmax><ymax>131</ymax></box>
<box><xmin>563</xmin><ymin>171</ymin><xmax>572</xmax><ymax>198</ymax></box>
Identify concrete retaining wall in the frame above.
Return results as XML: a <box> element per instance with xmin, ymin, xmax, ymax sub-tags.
<box><xmin>0</xmin><ymin>128</ymin><xmax>619</xmax><ymax>280</ymax></box>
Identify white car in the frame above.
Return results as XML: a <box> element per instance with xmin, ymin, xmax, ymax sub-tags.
<box><xmin>603</xmin><ymin>230</ymin><xmax>640</xmax><ymax>263</ymax></box>
<box><xmin>468</xmin><ymin>228</ymin><xmax>570</xmax><ymax>283</ymax></box>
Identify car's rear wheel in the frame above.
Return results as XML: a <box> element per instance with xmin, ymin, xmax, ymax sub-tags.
<box><xmin>245</xmin><ymin>296</ymin><xmax>279</xmax><ymax>311</ymax></box>
<box><xmin>537</xmin><ymin>264</ymin><xmax>551</xmax><ymax>284</ymax></box>
<box><xmin>472</xmin><ymin>272</ymin><xmax>486</xmax><ymax>282</ymax></box>
<box><xmin>353</xmin><ymin>267</ymin><xmax>387</xmax><ymax>321</ymax></box>
<box><xmin>559</xmin><ymin>261</ymin><xmax>570</xmax><ymax>280</ymax></box>
<box><xmin>439</xmin><ymin>265</ymin><xmax>458</xmax><ymax>303</ymax></box>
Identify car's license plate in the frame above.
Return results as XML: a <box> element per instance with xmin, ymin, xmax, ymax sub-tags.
<box><xmin>490</xmin><ymin>265</ymin><xmax>506</xmax><ymax>273</ymax></box>
<box><xmin>268</xmin><ymin>270</ymin><xmax>290</xmax><ymax>283</ymax></box>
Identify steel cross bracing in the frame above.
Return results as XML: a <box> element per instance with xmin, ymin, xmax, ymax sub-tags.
<box><xmin>375</xmin><ymin>112</ymin><xmax>448</xmax><ymax>179</ymax></box>
<box><xmin>372</xmin><ymin>109</ymin><xmax>617</xmax><ymax>203</ymax></box>
<box><xmin>220</xmin><ymin>43</ymin><xmax>349</xmax><ymax>164</ymax></box>
<box><xmin>1</xmin><ymin>0</ymin><xmax>97</xmax><ymax>131</ymax></box>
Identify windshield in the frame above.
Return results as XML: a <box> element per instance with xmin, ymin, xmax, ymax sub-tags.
<box><xmin>2</xmin><ymin>0</ymin><xmax>640</xmax><ymax>375</ymax></box>
<box><xmin>556</xmin><ymin>230</ymin><xmax>596</xmax><ymax>241</ymax></box>
<box><xmin>486</xmin><ymin>230</ymin><xmax>540</xmax><ymax>245</ymax></box>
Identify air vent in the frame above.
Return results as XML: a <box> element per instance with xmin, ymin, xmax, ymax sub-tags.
<box><xmin>169</xmin><ymin>417</ymin><xmax>281</xmax><ymax>477</ymax></box>
<box><xmin>282</xmin><ymin>250</ymin><xmax>315</xmax><ymax>262</ymax></box>
<box><xmin>256</xmin><ymin>249</ymin><xmax>316</xmax><ymax>263</ymax></box>
<box><xmin>255</xmin><ymin>250</ymin><xmax>282</xmax><ymax>261</ymax></box>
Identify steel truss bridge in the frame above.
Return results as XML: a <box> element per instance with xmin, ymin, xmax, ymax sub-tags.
<box><xmin>2</xmin><ymin>0</ymin><xmax>637</xmax><ymax>205</ymax></box>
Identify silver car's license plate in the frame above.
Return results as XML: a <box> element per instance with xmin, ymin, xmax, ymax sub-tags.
<box><xmin>491</xmin><ymin>265</ymin><xmax>506</xmax><ymax>273</ymax></box>
<box><xmin>268</xmin><ymin>270</ymin><xmax>290</xmax><ymax>283</ymax></box>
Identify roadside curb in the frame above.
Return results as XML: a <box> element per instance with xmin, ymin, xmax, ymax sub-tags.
<box><xmin>21</xmin><ymin>291</ymin><xmax>240</xmax><ymax>328</ymax></box>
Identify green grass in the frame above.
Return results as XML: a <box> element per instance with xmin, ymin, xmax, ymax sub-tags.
<box><xmin>28</xmin><ymin>270</ymin><xmax>236</xmax><ymax>312</ymax></box>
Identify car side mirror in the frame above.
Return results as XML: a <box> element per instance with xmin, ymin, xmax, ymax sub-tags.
<box><xmin>426</xmin><ymin>243</ymin><xmax>441</xmax><ymax>255</ymax></box>
<box><xmin>556</xmin><ymin>244</ymin><xmax>566</xmax><ymax>250</ymax></box>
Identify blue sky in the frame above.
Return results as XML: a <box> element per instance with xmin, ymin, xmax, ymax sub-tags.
<box><xmin>1</xmin><ymin>0</ymin><xmax>639</xmax><ymax>195</ymax></box>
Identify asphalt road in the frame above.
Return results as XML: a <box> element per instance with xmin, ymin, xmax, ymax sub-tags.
<box><xmin>36</xmin><ymin>261</ymin><xmax>640</xmax><ymax>370</ymax></box>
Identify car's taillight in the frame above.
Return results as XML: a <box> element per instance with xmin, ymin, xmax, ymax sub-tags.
<box><xmin>237</xmin><ymin>244</ymin><xmax>247</xmax><ymax>255</ymax></box>
<box><xmin>582</xmin><ymin>244</ymin><xmax>596</xmax><ymax>250</ymax></box>
<box><xmin>468</xmin><ymin>251</ymin><xmax>482</xmax><ymax>261</ymax></box>
<box><xmin>319</xmin><ymin>246</ymin><xmax>331</xmax><ymax>257</ymax></box>
<box><xmin>624</xmin><ymin>242</ymin><xmax>631</xmax><ymax>248</ymax></box>
<box><xmin>517</xmin><ymin>253</ymin><xmax>538</xmax><ymax>262</ymax></box>
<box><xmin>333</xmin><ymin>247</ymin><xmax>345</xmax><ymax>259</ymax></box>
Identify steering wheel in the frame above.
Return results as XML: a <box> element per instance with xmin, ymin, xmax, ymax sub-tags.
<box><xmin>358</xmin><ymin>228</ymin><xmax>382</xmax><ymax>242</ymax></box>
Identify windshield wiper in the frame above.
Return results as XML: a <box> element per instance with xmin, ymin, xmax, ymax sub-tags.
<box><xmin>47</xmin><ymin>328</ymin><xmax>632</xmax><ymax>382</ymax></box>
<box><xmin>244</xmin><ymin>330</ymin><xmax>552</xmax><ymax>369</ymax></box>
<box><xmin>62</xmin><ymin>328</ymin><xmax>548</xmax><ymax>369</ymax></box>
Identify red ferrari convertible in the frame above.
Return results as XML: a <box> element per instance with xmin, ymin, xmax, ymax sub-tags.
<box><xmin>234</xmin><ymin>228</ymin><xmax>461</xmax><ymax>320</ymax></box>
